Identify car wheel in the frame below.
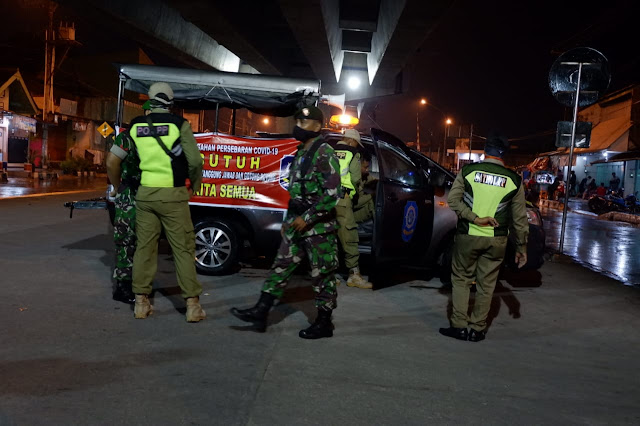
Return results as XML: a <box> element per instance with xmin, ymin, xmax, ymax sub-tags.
<box><xmin>193</xmin><ymin>219</ymin><xmax>239</xmax><ymax>275</ymax></box>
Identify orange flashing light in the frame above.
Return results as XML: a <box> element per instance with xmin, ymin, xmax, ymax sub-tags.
<box><xmin>330</xmin><ymin>114</ymin><xmax>359</xmax><ymax>127</ymax></box>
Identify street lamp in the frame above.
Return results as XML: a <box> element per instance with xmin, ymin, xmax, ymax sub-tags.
<box><xmin>417</xmin><ymin>99</ymin><xmax>427</xmax><ymax>152</ymax></box>
<box><xmin>263</xmin><ymin>118</ymin><xmax>270</xmax><ymax>125</ymax></box>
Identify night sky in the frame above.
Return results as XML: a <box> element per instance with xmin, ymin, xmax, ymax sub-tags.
<box><xmin>2</xmin><ymin>0</ymin><xmax>636</xmax><ymax>156</ymax></box>
<box><xmin>372</xmin><ymin>0</ymin><xmax>637</xmax><ymax>153</ymax></box>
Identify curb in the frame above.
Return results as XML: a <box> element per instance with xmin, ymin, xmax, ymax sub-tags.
<box><xmin>598</xmin><ymin>211</ymin><xmax>640</xmax><ymax>225</ymax></box>
<box><xmin>0</xmin><ymin>189</ymin><xmax>104</xmax><ymax>201</ymax></box>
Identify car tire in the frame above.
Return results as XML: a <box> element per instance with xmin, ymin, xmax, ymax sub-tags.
<box><xmin>193</xmin><ymin>219</ymin><xmax>240</xmax><ymax>275</ymax></box>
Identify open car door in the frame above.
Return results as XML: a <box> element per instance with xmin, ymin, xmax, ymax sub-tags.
<box><xmin>371</xmin><ymin>129</ymin><xmax>433</xmax><ymax>263</ymax></box>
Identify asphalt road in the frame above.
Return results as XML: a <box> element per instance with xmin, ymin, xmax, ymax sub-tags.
<box><xmin>1</xmin><ymin>193</ymin><xmax>639</xmax><ymax>425</ymax></box>
<box><xmin>542</xmin><ymin>200</ymin><xmax>640</xmax><ymax>286</ymax></box>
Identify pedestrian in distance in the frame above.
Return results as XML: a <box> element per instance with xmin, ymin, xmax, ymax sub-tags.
<box><xmin>569</xmin><ymin>171</ymin><xmax>577</xmax><ymax>196</ymax></box>
<box><xmin>609</xmin><ymin>172</ymin><xmax>621</xmax><ymax>192</ymax></box>
<box><xmin>334</xmin><ymin>128</ymin><xmax>373</xmax><ymax>289</ymax></box>
<box><xmin>105</xmin><ymin>101</ymin><xmax>153</xmax><ymax>304</ymax></box>
<box><xmin>128</xmin><ymin>82</ymin><xmax>206</xmax><ymax>322</ymax></box>
<box><xmin>597</xmin><ymin>182</ymin><xmax>607</xmax><ymax>196</ymax></box>
<box><xmin>231</xmin><ymin>106</ymin><xmax>342</xmax><ymax>339</ymax></box>
<box><xmin>439</xmin><ymin>132</ymin><xmax>529</xmax><ymax>342</ymax></box>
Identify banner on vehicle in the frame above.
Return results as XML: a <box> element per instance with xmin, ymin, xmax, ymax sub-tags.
<box><xmin>190</xmin><ymin>133</ymin><xmax>298</xmax><ymax>210</ymax></box>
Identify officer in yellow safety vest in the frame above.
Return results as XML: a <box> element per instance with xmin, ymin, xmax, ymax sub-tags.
<box><xmin>127</xmin><ymin>82</ymin><xmax>206</xmax><ymax>322</ymax></box>
<box><xmin>440</xmin><ymin>132</ymin><xmax>529</xmax><ymax>342</ymax></box>
<box><xmin>334</xmin><ymin>129</ymin><xmax>372</xmax><ymax>289</ymax></box>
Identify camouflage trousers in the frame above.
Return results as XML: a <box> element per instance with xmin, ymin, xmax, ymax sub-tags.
<box><xmin>262</xmin><ymin>231</ymin><xmax>339</xmax><ymax>310</ymax></box>
<box><xmin>112</xmin><ymin>187</ymin><xmax>136</xmax><ymax>282</ymax></box>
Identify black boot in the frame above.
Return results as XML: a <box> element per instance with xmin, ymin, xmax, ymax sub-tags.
<box><xmin>468</xmin><ymin>329</ymin><xmax>486</xmax><ymax>342</ymax></box>
<box><xmin>299</xmin><ymin>309</ymin><xmax>334</xmax><ymax>339</ymax></box>
<box><xmin>113</xmin><ymin>280</ymin><xmax>135</xmax><ymax>305</ymax></box>
<box><xmin>439</xmin><ymin>326</ymin><xmax>468</xmax><ymax>341</ymax></box>
<box><xmin>230</xmin><ymin>292</ymin><xmax>275</xmax><ymax>332</ymax></box>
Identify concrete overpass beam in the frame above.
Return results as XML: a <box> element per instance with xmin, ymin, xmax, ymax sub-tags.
<box><xmin>63</xmin><ymin>0</ymin><xmax>249</xmax><ymax>72</ymax></box>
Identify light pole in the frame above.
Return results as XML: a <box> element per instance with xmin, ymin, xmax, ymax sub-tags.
<box><xmin>420</xmin><ymin>99</ymin><xmax>451</xmax><ymax>163</ymax></box>
<box><xmin>416</xmin><ymin>98</ymin><xmax>426</xmax><ymax>152</ymax></box>
<box><xmin>445</xmin><ymin>118</ymin><xmax>453</xmax><ymax>167</ymax></box>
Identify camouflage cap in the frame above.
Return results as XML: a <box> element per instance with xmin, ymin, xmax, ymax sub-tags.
<box><xmin>294</xmin><ymin>105</ymin><xmax>324</xmax><ymax>122</ymax></box>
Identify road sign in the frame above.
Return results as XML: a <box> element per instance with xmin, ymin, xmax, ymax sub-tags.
<box><xmin>98</xmin><ymin>121</ymin><xmax>114</xmax><ymax>138</ymax></box>
<box><xmin>549</xmin><ymin>47</ymin><xmax>610</xmax><ymax>254</ymax></box>
<box><xmin>555</xmin><ymin>121</ymin><xmax>592</xmax><ymax>148</ymax></box>
<box><xmin>549</xmin><ymin>47</ymin><xmax>610</xmax><ymax>108</ymax></box>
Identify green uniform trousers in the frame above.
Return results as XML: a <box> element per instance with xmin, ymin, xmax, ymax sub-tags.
<box><xmin>132</xmin><ymin>199</ymin><xmax>202</xmax><ymax>299</ymax></box>
<box><xmin>353</xmin><ymin>193</ymin><xmax>374</xmax><ymax>224</ymax></box>
<box><xmin>335</xmin><ymin>196</ymin><xmax>359</xmax><ymax>269</ymax></box>
<box><xmin>451</xmin><ymin>233</ymin><xmax>508</xmax><ymax>331</ymax></box>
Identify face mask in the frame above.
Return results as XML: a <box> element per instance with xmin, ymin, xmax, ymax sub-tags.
<box><xmin>293</xmin><ymin>125</ymin><xmax>320</xmax><ymax>142</ymax></box>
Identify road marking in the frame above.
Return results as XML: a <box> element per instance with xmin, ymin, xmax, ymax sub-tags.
<box><xmin>0</xmin><ymin>189</ymin><xmax>104</xmax><ymax>201</ymax></box>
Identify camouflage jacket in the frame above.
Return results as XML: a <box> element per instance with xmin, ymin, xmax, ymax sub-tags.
<box><xmin>113</xmin><ymin>131</ymin><xmax>141</xmax><ymax>193</ymax></box>
<box><xmin>285</xmin><ymin>136</ymin><xmax>341</xmax><ymax>237</ymax></box>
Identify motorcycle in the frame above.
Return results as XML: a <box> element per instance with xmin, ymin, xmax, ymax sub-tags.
<box><xmin>588</xmin><ymin>190</ymin><xmax>629</xmax><ymax>215</ymax></box>
<box><xmin>625</xmin><ymin>192</ymin><xmax>640</xmax><ymax>214</ymax></box>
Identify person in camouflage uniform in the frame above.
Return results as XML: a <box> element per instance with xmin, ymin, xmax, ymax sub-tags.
<box><xmin>231</xmin><ymin>106</ymin><xmax>341</xmax><ymax>339</ymax></box>
<box><xmin>105</xmin><ymin>102</ymin><xmax>148</xmax><ymax>304</ymax></box>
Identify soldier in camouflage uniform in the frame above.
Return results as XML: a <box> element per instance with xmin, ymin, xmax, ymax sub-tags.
<box><xmin>231</xmin><ymin>106</ymin><xmax>342</xmax><ymax>339</ymax></box>
<box><xmin>105</xmin><ymin>102</ymin><xmax>148</xmax><ymax>304</ymax></box>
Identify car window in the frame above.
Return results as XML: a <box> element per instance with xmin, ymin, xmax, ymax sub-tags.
<box><xmin>378</xmin><ymin>141</ymin><xmax>421</xmax><ymax>187</ymax></box>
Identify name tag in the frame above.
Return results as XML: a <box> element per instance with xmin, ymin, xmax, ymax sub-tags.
<box><xmin>136</xmin><ymin>125</ymin><xmax>169</xmax><ymax>137</ymax></box>
<box><xmin>474</xmin><ymin>172</ymin><xmax>507</xmax><ymax>188</ymax></box>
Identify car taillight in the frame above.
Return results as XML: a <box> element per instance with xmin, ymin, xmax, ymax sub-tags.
<box><xmin>526</xmin><ymin>207</ymin><xmax>542</xmax><ymax>226</ymax></box>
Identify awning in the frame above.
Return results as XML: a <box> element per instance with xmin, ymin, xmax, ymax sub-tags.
<box><xmin>591</xmin><ymin>151</ymin><xmax>640</xmax><ymax>164</ymax></box>
<box><xmin>118</xmin><ymin>64</ymin><xmax>321</xmax><ymax>117</ymax></box>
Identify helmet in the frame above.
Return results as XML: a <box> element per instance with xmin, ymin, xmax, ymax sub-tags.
<box><xmin>142</xmin><ymin>100</ymin><xmax>152</xmax><ymax>110</ymax></box>
<box><xmin>148</xmin><ymin>82</ymin><xmax>174</xmax><ymax>106</ymax></box>
<box><xmin>484</xmin><ymin>131</ymin><xmax>509</xmax><ymax>157</ymax></box>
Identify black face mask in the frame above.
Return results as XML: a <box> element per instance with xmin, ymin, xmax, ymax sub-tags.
<box><xmin>293</xmin><ymin>125</ymin><xmax>320</xmax><ymax>142</ymax></box>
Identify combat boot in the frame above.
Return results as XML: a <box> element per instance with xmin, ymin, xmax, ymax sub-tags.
<box><xmin>186</xmin><ymin>297</ymin><xmax>206</xmax><ymax>323</ymax></box>
<box><xmin>468</xmin><ymin>329</ymin><xmax>486</xmax><ymax>342</ymax></box>
<box><xmin>439</xmin><ymin>326</ymin><xmax>468</xmax><ymax>341</ymax></box>
<box><xmin>230</xmin><ymin>292</ymin><xmax>275</xmax><ymax>332</ymax></box>
<box><xmin>346</xmin><ymin>268</ymin><xmax>373</xmax><ymax>289</ymax></box>
<box><xmin>134</xmin><ymin>294</ymin><xmax>153</xmax><ymax>319</ymax></box>
<box><xmin>299</xmin><ymin>309</ymin><xmax>334</xmax><ymax>339</ymax></box>
<box><xmin>113</xmin><ymin>280</ymin><xmax>135</xmax><ymax>305</ymax></box>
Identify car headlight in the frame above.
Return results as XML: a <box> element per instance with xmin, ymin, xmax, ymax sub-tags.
<box><xmin>526</xmin><ymin>207</ymin><xmax>542</xmax><ymax>226</ymax></box>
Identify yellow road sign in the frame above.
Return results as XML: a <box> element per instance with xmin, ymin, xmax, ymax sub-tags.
<box><xmin>98</xmin><ymin>121</ymin><xmax>114</xmax><ymax>138</ymax></box>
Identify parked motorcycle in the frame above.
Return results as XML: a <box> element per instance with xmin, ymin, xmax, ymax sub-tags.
<box><xmin>588</xmin><ymin>191</ymin><xmax>631</xmax><ymax>215</ymax></box>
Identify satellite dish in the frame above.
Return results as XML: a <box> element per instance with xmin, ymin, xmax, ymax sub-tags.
<box><xmin>549</xmin><ymin>47</ymin><xmax>610</xmax><ymax>108</ymax></box>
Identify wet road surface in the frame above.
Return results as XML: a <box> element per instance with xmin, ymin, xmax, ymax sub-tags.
<box><xmin>0</xmin><ymin>176</ymin><xmax>105</xmax><ymax>198</ymax></box>
<box><xmin>542</xmin><ymin>201</ymin><xmax>640</xmax><ymax>286</ymax></box>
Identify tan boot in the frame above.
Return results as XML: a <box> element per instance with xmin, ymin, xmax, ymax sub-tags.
<box><xmin>347</xmin><ymin>270</ymin><xmax>373</xmax><ymax>289</ymax></box>
<box><xmin>134</xmin><ymin>294</ymin><xmax>153</xmax><ymax>319</ymax></box>
<box><xmin>186</xmin><ymin>297</ymin><xmax>206</xmax><ymax>323</ymax></box>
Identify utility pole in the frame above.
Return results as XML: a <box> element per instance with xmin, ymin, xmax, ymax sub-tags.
<box><xmin>43</xmin><ymin>2</ymin><xmax>57</xmax><ymax>123</ymax></box>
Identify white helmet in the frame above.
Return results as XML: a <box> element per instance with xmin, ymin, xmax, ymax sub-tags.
<box><xmin>148</xmin><ymin>82</ymin><xmax>174</xmax><ymax>106</ymax></box>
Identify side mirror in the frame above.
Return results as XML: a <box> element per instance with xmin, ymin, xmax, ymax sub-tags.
<box><xmin>429</xmin><ymin>170</ymin><xmax>446</xmax><ymax>187</ymax></box>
